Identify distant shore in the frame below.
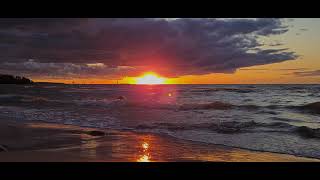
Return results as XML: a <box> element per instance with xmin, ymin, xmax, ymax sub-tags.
<box><xmin>33</xmin><ymin>82</ymin><xmax>66</xmax><ymax>85</ymax></box>
<box><xmin>0</xmin><ymin>74</ymin><xmax>33</xmax><ymax>84</ymax></box>
<box><xmin>0</xmin><ymin>119</ymin><xmax>318</xmax><ymax>162</ymax></box>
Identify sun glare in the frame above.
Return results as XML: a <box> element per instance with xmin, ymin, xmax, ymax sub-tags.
<box><xmin>135</xmin><ymin>72</ymin><xmax>166</xmax><ymax>85</ymax></box>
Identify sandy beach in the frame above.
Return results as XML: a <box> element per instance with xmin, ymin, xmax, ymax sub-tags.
<box><xmin>0</xmin><ymin>120</ymin><xmax>318</xmax><ymax>162</ymax></box>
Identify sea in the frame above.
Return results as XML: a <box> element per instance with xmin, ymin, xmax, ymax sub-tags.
<box><xmin>1</xmin><ymin>84</ymin><xmax>320</xmax><ymax>159</ymax></box>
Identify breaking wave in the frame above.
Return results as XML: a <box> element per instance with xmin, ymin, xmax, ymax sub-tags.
<box><xmin>135</xmin><ymin>120</ymin><xmax>320</xmax><ymax>139</ymax></box>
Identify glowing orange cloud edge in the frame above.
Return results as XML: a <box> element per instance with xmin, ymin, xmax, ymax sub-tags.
<box><xmin>129</xmin><ymin>72</ymin><xmax>169</xmax><ymax>85</ymax></box>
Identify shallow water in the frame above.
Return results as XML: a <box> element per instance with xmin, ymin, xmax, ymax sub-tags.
<box><xmin>1</xmin><ymin>84</ymin><xmax>320</xmax><ymax>158</ymax></box>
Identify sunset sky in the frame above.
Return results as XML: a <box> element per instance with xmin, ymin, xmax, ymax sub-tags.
<box><xmin>0</xmin><ymin>18</ymin><xmax>319</xmax><ymax>84</ymax></box>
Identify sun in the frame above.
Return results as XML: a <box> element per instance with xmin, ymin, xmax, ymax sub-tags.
<box><xmin>135</xmin><ymin>72</ymin><xmax>166</xmax><ymax>85</ymax></box>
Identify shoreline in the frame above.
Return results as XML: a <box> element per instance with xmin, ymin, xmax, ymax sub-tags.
<box><xmin>0</xmin><ymin>120</ymin><xmax>319</xmax><ymax>162</ymax></box>
<box><xmin>133</xmin><ymin>130</ymin><xmax>320</xmax><ymax>161</ymax></box>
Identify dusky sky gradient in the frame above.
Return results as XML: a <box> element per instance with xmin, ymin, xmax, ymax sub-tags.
<box><xmin>0</xmin><ymin>18</ymin><xmax>319</xmax><ymax>84</ymax></box>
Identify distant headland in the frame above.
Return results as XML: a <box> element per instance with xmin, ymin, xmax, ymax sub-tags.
<box><xmin>0</xmin><ymin>74</ymin><xmax>33</xmax><ymax>84</ymax></box>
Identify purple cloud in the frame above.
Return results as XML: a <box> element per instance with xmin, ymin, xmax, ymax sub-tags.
<box><xmin>0</xmin><ymin>18</ymin><xmax>298</xmax><ymax>78</ymax></box>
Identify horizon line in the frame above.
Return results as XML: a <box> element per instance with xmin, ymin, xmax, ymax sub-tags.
<box><xmin>33</xmin><ymin>82</ymin><xmax>320</xmax><ymax>85</ymax></box>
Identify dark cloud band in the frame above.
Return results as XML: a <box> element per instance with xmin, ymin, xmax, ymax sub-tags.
<box><xmin>0</xmin><ymin>18</ymin><xmax>298</xmax><ymax>78</ymax></box>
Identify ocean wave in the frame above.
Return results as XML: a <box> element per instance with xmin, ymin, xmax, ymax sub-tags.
<box><xmin>272</xmin><ymin>117</ymin><xmax>304</xmax><ymax>123</ymax></box>
<box><xmin>190</xmin><ymin>87</ymin><xmax>255</xmax><ymax>93</ymax></box>
<box><xmin>297</xmin><ymin>101</ymin><xmax>320</xmax><ymax>114</ymax></box>
<box><xmin>243</xmin><ymin>101</ymin><xmax>320</xmax><ymax>115</ymax></box>
<box><xmin>178</xmin><ymin>101</ymin><xmax>234</xmax><ymax>110</ymax></box>
<box><xmin>257</xmin><ymin>110</ymin><xmax>280</xmax><ymax>115</ymax></box>
<box><xmin>70</xmin><ymin>98</ymin><xmax>308</xmax><ymax>114</ymax></box>
<box><xmin>0</xmin><ymin>94</ymin><xmax>30</xmax><ymax>103</ymax></box>
<box><xmin>0</xmin><ymin>94</ymin><xmax>68</xmax><ymax>107</ymax></box>
<box><xmin>0</xmin><ymin>94</ymin><xmax>26</xmax><ymax>98</ymax></box>
<box><xmin>20</xmin><ymin>97</ymin><xmax>53</xmax><ymax>103</ymax></box>
<box><xmin>282</xmin><ymin>86</ymin><xmax>307</xmax><ymax>91</ymax></box>
<box><xmin>0</xmin><ymin>93</ymin><xmax>127</xmax><ymax>108</ymax></box>
<box><xmin>2</xmin><ymin>92</ymin><xmax>320</xmax><ymax>117</ymax></box>
<box><xmin>71</xmin><ymin>98</ymin><xmax>234</xmax><ymax>111</ymax></box>
<box><xmin>135</xmin><ymin>120</ymin><xmax>320</xmax><ymax>139</ymax></box>
<box><xmin>294</xmin><ymin>126</ymin><xmax>320</xmax><ymax>138</ymax></box>
<box><xmin>73</xmin><ymin>99</ymin><xmax>114</xmax><ymax>106</ymax></box>
<box><xmin>135</xmin><ymin>120</ymin><xmax>292</xmax><ymax>133</ymax></box>
<box><xmin>177</xmin><ymin>102</ymin><xmax>276</xmax><ymax>111</ymax></box>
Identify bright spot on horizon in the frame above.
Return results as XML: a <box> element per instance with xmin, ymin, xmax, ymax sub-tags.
<box><xmin>135</xmin><ymin>72</ymin><xmax>166</xmax><ymax>85</ymax></box>
<box><xmin>137</xmin><ymin>154</ymin><xmax>150</xmax><ymax>162</ymax></box>
<box><xmin>137</xmin><ymin>142</ymin><xmax>151</xmax><ymax>162</ymax></box>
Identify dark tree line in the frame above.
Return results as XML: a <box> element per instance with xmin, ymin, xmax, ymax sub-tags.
<box><xmin>0</xmin><ymin>74</ymin><xmax>33</xmax><ymax>84</ymax></box>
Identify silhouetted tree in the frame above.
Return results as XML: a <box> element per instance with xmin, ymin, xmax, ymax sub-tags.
<box><xmin>0</xmin><ymin>74</ymin><xmax>33</xmax><ymax>84</ymax></box>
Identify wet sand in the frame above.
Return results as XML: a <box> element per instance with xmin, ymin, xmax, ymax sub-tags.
<box><xmin>0</xmin><ymin>120</ymin><xmax>318</xmax><ymax>162</ymax></box>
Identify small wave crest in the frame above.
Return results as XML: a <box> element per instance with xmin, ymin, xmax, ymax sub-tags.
<box><xmin>191</xmin><ymin>87</ymin><xmax>255</xmax><ymax>93</ymax></box>
<box><xmin>177</xmin><ymin>102</ymin><xmax>271</xmax><ymax>111</ymax></box>
<box><xmin>178</xmin><ymin>101</ymin><xmax>234</xmax><ymax>110</ymax></box>
<box><xmin>20</xmin><ymin>97</ymin><xmax>52</xmax><ymax>103</ymax></box>
<box><xmin>0</xmin><ymin>94</ymin><xmax>33</xmax><ymax>104</ymax></box>
<box><xmin>0</xmin><ymin>94</ymin><xmax>69</xmax><ymax>107</ymax></box>
<box><xmin>73</xmin><ymin>98</ymin><xmax>127</xmax><ymax>108</ymax></box>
